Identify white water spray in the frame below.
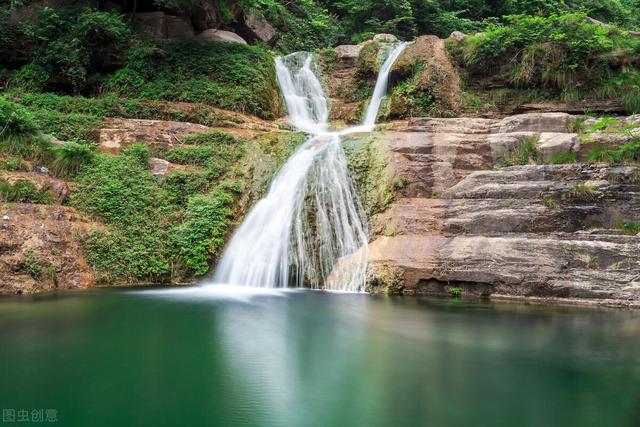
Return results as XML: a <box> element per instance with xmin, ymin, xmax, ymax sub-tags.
<box><xmin>212</xmin><ymin>43</ymin><xmax>407</xmax><ymax>291</ymax></box>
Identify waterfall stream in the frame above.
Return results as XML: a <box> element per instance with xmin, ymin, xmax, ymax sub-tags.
<box><xmin>212</xmin><ymin>43</ymin><xmax>408</xmax><ymax>291</ymax></box>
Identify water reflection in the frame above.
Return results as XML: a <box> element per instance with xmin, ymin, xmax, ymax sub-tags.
<box><xmin>0</xmin><ymin>291</ymin><xmax>639</xmax><ymax>427</ymax></box>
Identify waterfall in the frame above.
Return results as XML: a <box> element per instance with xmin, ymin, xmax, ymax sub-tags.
<box><xmin>212</xmin><ymin>43</ymin><xmax>407</xmax><ymax>291</ymax></box>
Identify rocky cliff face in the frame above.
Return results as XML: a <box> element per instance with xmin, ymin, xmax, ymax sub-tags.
<box><xmin>353</xmin><ymin>113</ymin><xmax>640</xmax><ymax>306</ymax></box>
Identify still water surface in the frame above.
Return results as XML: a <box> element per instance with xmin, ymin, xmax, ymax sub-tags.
<box><xmin>1</xmin><ymin>287</ymin><xmax>639</xmax><ymax>427</ymax></box>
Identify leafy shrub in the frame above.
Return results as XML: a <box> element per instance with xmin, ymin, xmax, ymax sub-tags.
<box><xmin>500</xmin><ymin>136</ymin><xmax>542</xmax><ymax>166</ymax></box>
<box><xmin>22</xmin><ymin>250</ymin><xmax>43</xmax><ymax>278</ymax></box>
<box><xmin>173</xmin><ymin>190</ymin><xmax>234</xmax><ymax>276</ymax></box>
<box><xmin>122</xmin><ymin>143</ymin><xmax>149</xmax><ymax>166</ymax></box>
<box><xmin>33</xmin><ymin>109</ymin><xmax>102</xmax><ymax>142</ymax></box>
<box><xmin>450</xmin><ymin>13</ymin><xmax>640</xmax><ymax>111</ymax></box>
<box><xmin>12</xmin><ymin>64</ymin><xmax>50</xmax><ymax>92</ymax></box>
<box><xmin>0</xmin><ymin>178</ymin><xmax>54</xmax><ymax>204</ymax></box>
<box><xmin>184</xmin><ymin>130</ymin><xmax>236</xmax><ymax>146</ymax></box>
<box><xmin>0</xmin><ymin>99</ymin><xmax>38</xmax><ymax>137</ymax></box>
<box><xmin>587</xmin><ymin>140</ymin><xmax>640</xmax><ymax>163</ymax></box>
<box><xmin>161</xmin><ymin>170</ymin><xmax>212</xmax><ymax>206</ymax></box>
<box><xmin>50</xmin><ymin>141</ymin><xmax>94</xmax><ymax>177</ymax></box>
<box><xmin>105</xmin><ymin>41</ymin><xmax>280</xmax><ymax>119</ymax></box>
<box><xmin>72</xmin><ymin>154</ymin><xmax>157</xmax><ymax>224</ymax></box>
<box><xmin>19</xmin><ymin>7</ymin><xmax>131</xmax><ymax>92</ymax></box>
<box><xmin>0</xmin><ymin>156</ymin><xmax>29</xmax><ymax>171</ymax></box>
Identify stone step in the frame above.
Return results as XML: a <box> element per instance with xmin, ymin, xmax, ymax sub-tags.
<box><xmin>367</xmin><ymin>233</ymin><xmax>640</xmax><ymax>301</ymax></box>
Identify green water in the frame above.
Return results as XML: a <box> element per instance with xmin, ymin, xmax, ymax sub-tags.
<box><xmin>1</xmin><ymin>287</ymin><xmax>639</xmax><ymax>427</ymax></box>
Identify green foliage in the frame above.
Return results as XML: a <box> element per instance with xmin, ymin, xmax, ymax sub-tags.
<box><xmin>50</xmin><ymin>141</ymin><xmax>94</xmax><ymax>178</ymax></box>
<box><xmin>73</xmin><ymin>130</ymin><xmax>247</xmax><ymax>283</ymax></box>
<box><xmin>105</xmin><ymin>41</ymin><xmax>279</xmax><ymax>119</ymax></box>
<box><xmin>18</xmin><ymin>7</ymin><xmax>131</xmax><ymax>92</ymax></box>
<box><xmin>451</xmin><ymin>13</ymin><xmax>640</xmax><ymax>110</ymax></box>
<box><xmin>0</xmin><ymin>99</ymin><xmax>38</xmax><ymax>137</ymax></box>
<box><xmin>546</xmin><ymin>152</ymin><xmax>577</xmax><ymax>164</ymax></box>
<box><xmin>0</xmin><ymin>156</ymin><xmax>29</xmax><ymax>171</ymax></box>
<box><xmin>12</xmin><ymin>64</ymin><xmax>50</xmax><ymax>92</ymax></box>
<box><xmin>161</xmin><ymin>170</ymin><xmax>212</xmax><ymax>206</ymax></box>
<box><xmin>183</xmin><ymin>130</ymin><xmax>237</xmax><ymax>145</ymax></box>
<box><xmin>587</xmin><ymin>140</ymin><xmax>640</xmax><ymax>163</ymax></box>
<box><xmin>613</xmin><ymin>222</ymin><xmax>640</xmax><ymax>234</ymax></box>
<box><xmin>0</xmin><ymin>134</ymin><xmax>54</xmax><ymax>164</ymax></box>
<box><xmin>72</xmin><ymin>154</ymin><xmax>156</xmax><ymax>224</ymax></box>
<box><xmin>0</xmin><ymin>178</ymin><xmax>54</xmax><ymax>204</ymax></box>
<box><xmin>450</xmin><ymin>287</ymin><xmax>462</xmax><ymax>297</ymax></box>
<box><xmin>8</xmin><ymin>92</ymin><xmax>241</xmax><ymax>127</ymax></box>
<box><xmin>22</xmin><ymin>250</ymin><xmax>43</xmax><ymax>278</ymax></box>
<box><xmin>271</xmin><ymin>0</ymin><xmax>342</xmax><ymax>52</ymax></box>
<box><xmin>33</xmin><ymin>109</ymin><xmax>102</xmax><ymax>142</ymax></box>
<box><xmin>173</xmin><ymin>190</ymin><xmax>234</xmax><ymax>275</ymax></box>
<box><xmin>500</xmin><ymin>136</ymin><xmax>542</xmax><ymax>166</ymax></box>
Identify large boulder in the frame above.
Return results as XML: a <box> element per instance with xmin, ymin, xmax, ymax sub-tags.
<box><xmin>166</xmin><ymin>15</ymin><xmax>195</xmax><ymax>40</ymax></box>
<box><xmin>197</xmin><ymin>29</ymin><xmax>247</xmax><ymax>44</ymax></box>
<box><xmin>537</xmin><ymin>132</ymin><xmax>578</xmax><ymax>161</ymax></box>
<box><xmin>132</xmin><ymin>12</ymin><xmax>195</xmax><ymax>41</ymax></box>
<box><xmin>191</xmin><ymin>0</ymin><xmax>219</xmax><ymax>32</ymax></box>
<box><xmin>448</xmin><ymin>31</ymin><xmax>466</xmax><ymax>42</ymax></box>
<box><xmin>132</xmin><ymin>11</ymin><xmax>168</xmax><ymax>40</ymax></box>
<box><xmin>239</xmin><ymin>12</ymin><xmax>277</xmax><ymax>44</ymax></box>
<box><xmin>335</xmin><ymin>45</ymin><xmax>361</xmax><ymax>61</ymax></box>
<box><xmin>372</xmin><ymin>33</ymin><xmax>399</xmax><ymax>43</ymax></box>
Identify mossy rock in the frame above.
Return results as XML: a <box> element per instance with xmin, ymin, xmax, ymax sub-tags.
<box><xmin>342</xmin><ymin>132</ymin><xmax>394</xmax><ymax>217</ymax></box>
<box><xmin>384</xmin><ymin>36</ymin><xmax>461</xmax><ymax>119</ymax></box>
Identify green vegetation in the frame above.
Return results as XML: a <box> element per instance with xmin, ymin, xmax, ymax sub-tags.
<box><xmin>105</xmin><ymin>41</ymin><xmax>280</xmax><ymax>119</ymax></box>
<box><xmin>547</xmin><ymin>152</ymin><xmax>578</xmax><ymax>164</ymax></box>
<box><xmin>566</xmin><ymin>182</ymin><xmax>596</xmax><ymax>200</ymax></box>
<box><xmin>587</xmin><ymin>140</ymin><xmax>640</xmax><ymax>163</ymax></box>
<box><xmin>7</xmin><ymin>92</ymin><xmax>245</xmax><ymax>128</ymax></box>
<box><xmin>51</xmin><ymin>142</ymin><xmax>94</xmax><ymax>178</ymax></box>
<box><xmin>71</xmin><ymin>143</ymin><xmax>237</xmax><ymax>283</ymax></box>
<box><xmin>449</xmin><ymin>13</ymin><xmax>640</xmax><ymax>112</ymax></box>
<box><xmin>0</xmin><ymin>178</ymin><xmax>54</xmax><ymax>204</ymax></box>
<box><xmin>343</xmin><ymin>133</ymin><xmax>395</xmax><ymax>216</ymax></box>
<box><xmin>21</xmin><ymin>250</ymin><xmax>43</xmax><ymax>278</ymax></box>
<box><xmin>613</xmin><ymin>222</ymin><xmax>640</xmax><ymax>234</ymax></box>
<box><xmin>4</xmin><ymin>7</ymin><xmax>131</xmax><ymax>93</ymax></box>
<box><xmin>500</xmin><ymin>136</ymin><xmax>542</xmax><ymax>167</ymax></box>
<box><xmin>450</xmin><ymin>287</ymin><xmax>462</xmax><ymax>297</ymax></box>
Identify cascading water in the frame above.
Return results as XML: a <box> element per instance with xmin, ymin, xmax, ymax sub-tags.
<box><xmin>212</xmin><ymin>43</ymin><xmax>407</xmax><ymax>292</ymax></box>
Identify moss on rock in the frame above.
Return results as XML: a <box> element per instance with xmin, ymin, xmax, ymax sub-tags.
<box><xmin>383</xmin><ymin>36</ymin><xmax>461</xmax><ymax>119</ymax></box>
<box><xmin>342</xmin><ymin>132</ymin><xmax>394</xmax><ymax>217</ymax></box>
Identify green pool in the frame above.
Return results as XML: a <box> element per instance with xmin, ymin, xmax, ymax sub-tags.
<box><xmin>1</xmin><ymin>287</ymin><xmax>639</xmax><ymax>426</ymax></box>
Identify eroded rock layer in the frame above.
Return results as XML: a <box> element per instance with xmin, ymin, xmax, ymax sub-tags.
<box><xmin>359</xmin><ymin>113</ymin><xmax>640</xmax><ymax>305</ymax></box>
